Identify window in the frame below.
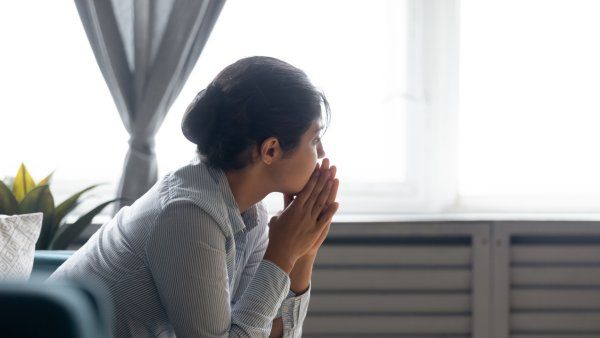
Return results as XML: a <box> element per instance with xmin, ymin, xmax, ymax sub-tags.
<box><xmin>5</xmin><ymin>0</ymin><xmax>597</xmax><ymax>219</ymax></box>
<box><xmin>0</xmin><ymin>1</ymin><xmax>128</xmax><ymax>221</ymax></box>
<box><xmin>2</xmin><ymin>0</ymin><xmax>416</xmax><ymax>218</ymax></box>
<box><xmin>458</xmin><ymin>0</ymin><xmax>600</xmax><ymax>212</ymax></box>
<box><xmin>159</xmin><ymin>0</ymin><xmax>414</xmax><ymax>215</ymax></box>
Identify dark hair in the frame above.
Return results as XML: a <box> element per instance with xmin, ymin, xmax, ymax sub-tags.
<box><xmin>181</xmin><ymin>56</ymin><xmax>330</xmax><ymax>171</ymax></box>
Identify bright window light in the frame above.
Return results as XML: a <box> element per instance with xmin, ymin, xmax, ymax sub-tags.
<box><xmin>158</xmin><ymin>0</ymin><xmax>410</xmax><ymax>213</ymax></box>
<box><xmin>1</xmin><ymin>1</ymin><xmax>409</xmax><ymax>216</ymax></box>
<box><xmin>0</xmin><ymin>1</ymin><xmax>128</xmax><ymax>214</ymax></box>
<box><xmin>459</xmin><ymin>0</ymin><xmax>600</xmax><ymax>209</ymax></box>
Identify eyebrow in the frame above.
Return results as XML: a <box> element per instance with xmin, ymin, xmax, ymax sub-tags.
<box><xmin>314</xmin><ymin>125</ymin><xmax>324</xmax><ymax>135</ymax></box>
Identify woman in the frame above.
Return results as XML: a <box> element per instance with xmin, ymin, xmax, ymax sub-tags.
<box><xmin>49</xmin><ymin>56</ymin><xmax>340</xmax><ymax>338</ymax></box>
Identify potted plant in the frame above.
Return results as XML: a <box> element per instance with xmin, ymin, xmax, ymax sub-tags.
<box><xmin>0</xmin><ymin>163</ymin><xmax>129</xmax><ymax>250</ymax></box>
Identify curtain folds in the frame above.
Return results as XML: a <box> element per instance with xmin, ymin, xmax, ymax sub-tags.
<box><xmin>74</xmin><ymin>0</ymin><xmax>226</xmax><ymax>215</ymax></box>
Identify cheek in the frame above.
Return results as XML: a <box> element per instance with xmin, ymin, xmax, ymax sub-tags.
<box><xmin>290</xmin><ymin>148</ymin><xmax>318</xmax><ymax>190</ymax></box>
<box><xmin>301</xmin><ymin>150</ymin><xmax>318</xmax><ymax>180</ymax></box>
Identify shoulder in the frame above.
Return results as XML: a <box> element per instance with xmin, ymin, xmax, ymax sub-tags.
<box><xmin>157</xmin><ymin>163</ymin><xmax>233</xmax><ymax>238</ymax></box>
<box><xmin>154</xmin><ymin>198</ymin><xmax>232</xmax><ymax>241</ymax></box>
<box><xmin>154</xmin><ymin>199</ymin><xmax>222</xmax><ymax>235</ymax></box>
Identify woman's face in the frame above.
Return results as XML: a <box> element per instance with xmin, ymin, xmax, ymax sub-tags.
<box><xmin>275</xmin><ymin>120</ymin><xmax>326</xmax><ymax>194</ymax></box>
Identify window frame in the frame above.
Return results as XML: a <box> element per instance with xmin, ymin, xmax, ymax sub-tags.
<box><xmin>336</xmin><ymin>0</ymin><xmax>460</xmax><ymax>214</ymax></box>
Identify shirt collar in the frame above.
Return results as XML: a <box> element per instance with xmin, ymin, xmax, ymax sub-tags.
<box><xmin>189</xmin><ymin>153</ymin><xmax>259</xmax><ymax>234</ymax></box>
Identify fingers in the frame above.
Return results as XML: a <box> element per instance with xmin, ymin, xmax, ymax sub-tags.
<box><xmin>326</xmin><ymin>165</ymin><xmax>338</xmax><ymax>204</ymax></box>
<box><xmin>283</xmin><ymin>193</ymin><xmax>294</xmax><ymax>208</ymax></box>
<box><xmin>296</xmin><ymin>159</ymin><xmax>337</xmax><ymax>216</ymax></box>
<box><xmin>328</xmin><ymin>178</ymin><xmax>339</xmax><ymax>205</ymax></box>
<box><xmin>317</xmin><ymin>202</ymin><xmax>339</xmax><ymax>227</ymax></box>
<box><xmin>307</xmin><ymin>220</ymin><xmax>331</xmax><ymax>255</ymax></box>
<box><xmin>296</xmin><ymin>163</ymin><xmax>320</xmax><ymax>205</ymax></box>
<box><xmin>315</xmin><ymin>220</ymin><xmax>331</xmax><ymax>246</ymax></box>
<box><xmin>305</xmin><ymin>167</ymin><xmax>331</xmax><ymax>212</ymax></box>
<box><xmin>308</xmin><ymin>202</ymin><xmax>338</xmax><ymax>254</ymax></box>
<box><xmin>328</xmin><ymin>165</ymin><xmax>336</xmax><ymax>180</ymax></box>
<box><xmin>312</xmin><ymin>177</ymin><xmax>333</xmax><ymax>218</ymax></box>
<box><xmin>321</xmin><ymin>158</ymin><xmax>330</xmax><ymax>171</ymax></box>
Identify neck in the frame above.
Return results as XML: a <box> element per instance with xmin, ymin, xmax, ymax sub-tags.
<box><xmin>224</xmin><ymin>166</ymin><xmax>271</xmax><ymax>213</ymax></box>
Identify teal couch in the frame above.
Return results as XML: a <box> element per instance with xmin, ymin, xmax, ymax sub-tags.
<box><xmin>0</xmin><ymin>250</ymin><xmax>111</xmax><ymax>338</ymax></box>
<box><xmin>32</xmin><ymin>250</ymin><xmax>74</xmax><ymax>278</ymax></box>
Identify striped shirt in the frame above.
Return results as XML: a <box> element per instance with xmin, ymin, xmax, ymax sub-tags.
<box><xmin>48</xmin><ymin>153</ymin><xmax>310</xmax><ymax>337</ymax></box>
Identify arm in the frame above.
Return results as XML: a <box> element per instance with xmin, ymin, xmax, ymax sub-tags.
<box><xmin>269</xmin><ymin>256</ymin><xmax>314</xmax><ymax>338</ymax></box>
<box><xmin>272</xmin><ymin>161</ymin><xmax>339</xmax><ymax>337</ymax></box>
<box><xmin>279</xmin><ymin>254</ymin><xmax>314</xmax><ymax>337</ymax></box>
<box><xmin>234</xmin><ymin>224</ymin><xmax>312</xmax><ymax>338</ymax></box>
<box><xmin>271</xmin><ymin>254</ymin><xmax>314</xmax><ymax>338</ymax></box>
<box><xmin>289</xmin><ymin>254</ymin><xmax>315</xmax><ymax>295</ymax></box>
<box><xmin>145</xmin><ymin>200</ymin><xmax>291</xmax><ymax>338</ymax></box>
<box><xmin>272</xmin><ymin>159</ymin><xmax>340</xmax><ymax>337</ymax></box>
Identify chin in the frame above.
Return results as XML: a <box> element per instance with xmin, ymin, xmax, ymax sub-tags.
<box><xmin>281</xmin><ymin>183</ymin><xmax>303</xmax><ymax>196</ymax></box>
<box><xmin>283</xmin><ymin>187</ymin><xmax>302</xmax><ymax>196</ymax></box>
<box><xmin>280</xmin><ymin>174</ymin><xmax>311</xmax><ymax>195</ymax></box>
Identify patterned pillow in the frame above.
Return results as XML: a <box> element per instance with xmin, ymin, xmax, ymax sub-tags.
<box><xmin>0</xmin><ymin>213</ymin><xmax>43</xmax><ymax>280</ymax></box>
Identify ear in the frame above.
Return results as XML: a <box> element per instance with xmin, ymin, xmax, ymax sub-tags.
<box><xmin>259</xmin><ymin>137</ymin><xmax>282</xmax><ymax>165</ymax></box>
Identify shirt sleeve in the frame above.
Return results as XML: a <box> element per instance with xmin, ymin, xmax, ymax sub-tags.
<box><xmin>276</xmin><ymin>290</ymin><xmax>296</xmax><ymax>317</ymax></box>
<box><xmin>280</xmin><ymin>283</ymin><xmax>311</xmax><ymax>337</ymax></box>
<box><xmin>145</xmin><ymin>200</ymin><xmax>291</xmax><ymax>338</ymax></box>
<box><xmin>235</xmin><ymin>224</ymin><xmax>312</xmax><ymax>338</ymax></box>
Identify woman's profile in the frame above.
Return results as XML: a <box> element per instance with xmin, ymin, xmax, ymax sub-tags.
<box><xmin>49</xmin><ymin>56</ymin><xmax>340</xmax><ymax>338</ymax></box>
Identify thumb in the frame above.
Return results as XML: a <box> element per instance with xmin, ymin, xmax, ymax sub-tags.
<box><xmin>317</xmin><ymin>202</ymin><xmax>339</xmax><ymax>226</ymax></box>
<box><xmin>269</xmin><ymin>215</ymin><xmax>278</xmax><ymax>226</ymax></box>
<box><xmin>283</xmin><ymin>193</ymin><xmax>295</xmax><ymax>208</ymax></box>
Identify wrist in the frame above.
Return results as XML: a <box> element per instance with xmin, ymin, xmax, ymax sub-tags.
<box><xmin>301</xmin><ymin>251</ymin><xmax>318</xmax><ymax>261</ymax></box>
<box><xmin>264</xmin><ymin>248</ymin><xmax>295</xmax><ymax>274</ymax></box>
<box><xmin>290</xmin><ymin>283</ymin><xmax>310</xmax><ymax>295</ymax></box>
<box><xmin>289</xmin><ymin>254</ymin><xmax>315</xmax><ymax>294</ymax></box>
<box><xmin>298</xmin><ymin>252</ymin><xmax>317</xmax><ymax>262</ymax></box>
<box><xmin>290</xmin><ymin>254</ymin><xmax>316</xmax><ymax>274</ymax></box>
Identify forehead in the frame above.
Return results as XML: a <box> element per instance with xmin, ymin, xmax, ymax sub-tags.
<box><xmin>311</xmin><ymin>120</ymin><xmax>324</xmax><ymax>134</ymax></box>
<box><xmin>301</xmin><ymin>121</ymin><xmax>322</xmax><ymax>140</ymax></box>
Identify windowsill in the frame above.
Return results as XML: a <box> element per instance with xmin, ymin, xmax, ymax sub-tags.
<box><xmin>75</xmin><ymin>212</ymin><xmax>600</xmax><ymax>228</ymax></box>
<box><xmin>64</xmin><ymin>211</ymin><xmax>600</xmax><ymax>250</ymax></box>
<box><xmin>331</xmin><ymin>212</ymin><xmax>600</xmax><ymax>223</ymax></box>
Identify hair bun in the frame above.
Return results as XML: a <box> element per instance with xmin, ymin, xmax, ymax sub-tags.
<box><xmin>181</xmin><ymin>83</ymin><xmax>223</xmax><ymax>146</ymax></box>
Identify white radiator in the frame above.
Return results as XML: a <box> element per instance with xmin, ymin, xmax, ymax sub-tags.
<box><xmin>493</xmin><ymin>221</ymin><xmax>600</xmax><ymax>338</ymax></box>
<box><xmin>304</xmin><ymin>220</ymin><xmax>600</xmax><ymax>338</ymax></box>
<box><xmin>304</xmin><ymin>221</ymin><xmax>492</xmax><ymax>338</ymax></box>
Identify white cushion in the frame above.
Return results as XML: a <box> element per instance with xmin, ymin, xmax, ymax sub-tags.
<box><xmin>0</xmin><ymin>213</ymin><xmax>43</xmax><ymax>280</ymax></box>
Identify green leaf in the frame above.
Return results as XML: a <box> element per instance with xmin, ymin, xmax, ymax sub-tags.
<box><xmin>17</xmin><ymin>185</ymin><xmax>54</xmax><ymax>214</ymax></box>
<box><xmin>53</xmin><ymin>184</ymin><xmax>101</xmax><ymax>232</ymax></box>
<box><xmin>49</xmin><ymin>198</ymin><xmax>124</xmax><ymax>250</ymax></box>
<box><xmin>12</xmin><ymin>163</ymin><xmax>37</xmax><ymax>202</ymax></box>
<box><xmin>0</xmin><ymin>179</ymin><xmax>18</xmax><ymax>215</ymax></box>
<box><xmin>17</xmin><ymin>185</ymin><xmax>55</xmax><ymax>249</ymax></box>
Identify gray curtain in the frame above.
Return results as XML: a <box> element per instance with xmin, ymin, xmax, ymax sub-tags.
<box><xmin>74</xmin><ymin>0</ymin><xmax>226</xmax><ymax>216</ymax></box>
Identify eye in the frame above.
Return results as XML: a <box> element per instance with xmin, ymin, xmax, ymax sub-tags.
<box><xmin>313</xmin><ymin>137</ymin><xmax>321</xmax><ymax>145</ymax></box>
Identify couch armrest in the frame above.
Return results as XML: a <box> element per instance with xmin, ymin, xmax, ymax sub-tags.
<box><xmin>32</xmin><ymin>250</ymin><xmax>74</xmax><ymax>278</ymax></box>
<box><xmin>1</xmin><ymin>277</ymin><xmax>112</xmax><ymax>338</ymax></box>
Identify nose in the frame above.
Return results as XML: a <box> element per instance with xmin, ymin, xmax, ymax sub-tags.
<box><xmin>317</xmin><ymin>141</ymin><xmax>325</xmax><ymax>159</ymax></box>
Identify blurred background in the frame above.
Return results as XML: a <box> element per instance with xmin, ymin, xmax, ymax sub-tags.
<box><xmin>4</xmin><ymin>0</ymin><xmax>600</xmax><ymax>221</ymax></box>
<box><xmin>3</xmin><ymin>1</ymin><xmax>600</xmax><ymax>336</ymax></box>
